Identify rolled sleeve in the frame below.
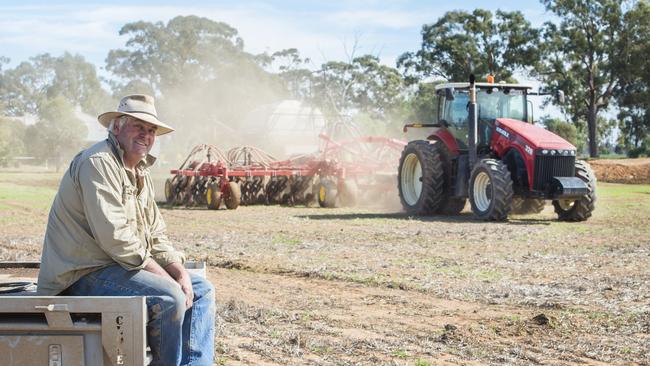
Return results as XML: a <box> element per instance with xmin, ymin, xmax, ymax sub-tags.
<box><xmin>78</xmin><ymin>157</ymin><xmax>150</xmax><ymax>270</ymax></box>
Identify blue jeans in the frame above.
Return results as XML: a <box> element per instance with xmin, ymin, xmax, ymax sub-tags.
<box><xmin>65</xmin><ymin>264</ymin><xmax>215</xmax><ymax>366</ymax></box>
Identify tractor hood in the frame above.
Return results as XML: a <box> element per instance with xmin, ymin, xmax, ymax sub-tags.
<box><xmin>496</xmin><ymin>118</ymin><xmax>576</xmax><ymax>151</ymax></box>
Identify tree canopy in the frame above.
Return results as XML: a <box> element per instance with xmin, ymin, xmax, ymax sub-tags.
<box><xmin>24</xmin><ymin>96</ymin><xmax>88</xmax><ymax>171</ymax></box>
<box><xmin>398</xmin><ymin>9</ymin><xmax>540</xmax><ymax>83</ymax></box>
<box><xmin>2</xmin><ymin>3</ymin><xmax>650</xmax><ymax>162</ymax></box>
<box><xmin>0</xmin><ymin>53</ymin><xmax>110</xmax><ymax>117</ymax></box>
<box><xmin>534</xmin><ymin>0</ymin><xmax>645</xmax><ymax>157</ymax></box>
<box><xmin>615</xmin><ymin>0</ymin><xmax>650</xmax><ymax>155</ymax></box>
<box><xmin>106</xmin><ymin>15</ymin><xmax>288</xmax><ymax>154</ymax></box>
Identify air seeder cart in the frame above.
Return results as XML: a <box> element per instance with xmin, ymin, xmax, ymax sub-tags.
<box><xmin>165</xmin><ymin>134</ymin><xmax>406</xmax><ymax>209</ymax></box>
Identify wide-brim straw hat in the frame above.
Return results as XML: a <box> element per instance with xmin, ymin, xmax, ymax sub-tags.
<box><xmin>98</xmin><ymin>94</ymin><xmax>174</xmax><ymax>136</ymax></box>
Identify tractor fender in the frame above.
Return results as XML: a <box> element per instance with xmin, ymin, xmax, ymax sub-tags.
<box><xmin>428</xmin><ymin>129</ymin><xmax>459</xmax><ymax>156</ymax></box>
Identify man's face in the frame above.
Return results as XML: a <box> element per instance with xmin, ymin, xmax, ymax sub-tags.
<box><xmin>114</xmin><ymin>117</ymin><xmax>157</xmax><ymax>163</ymax></box>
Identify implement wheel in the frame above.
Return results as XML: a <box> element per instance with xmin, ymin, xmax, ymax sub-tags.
<box><xmin>469</xmin><ymin>159</ymin><xmax>513</xmax><ymax>221</ymax></box>
<box><xmin>338</xmin><ymin>180</ymin><xmax>358</xmax><ymax>207</ymax></box>
<box><xmin>164</xmin><ymin>178</ymin><xmax>175</xmax><ymax>204</ymax></box>
<box><xmin>206</xmin><ymin>182</ymin><xmax>222</xmax><ymax>210</ymax></box>
<box><xmin>553</xmin><ymin>160</ymin><xmax>596</xmax><ymax>221</ymax></box>
<box><xmin>397</xmin><ymin>140</ymin><xmax>445</xmax><ymax>215</ymax></box>
<box><xmin>317</xmin><ymin>179</ymin><xmax>337</xmax><ymax>208</ymax></box>
<box><xmin>224</xmin><ymin>181</ymin><xmax>241</xmax><ymax>210</ymax></box>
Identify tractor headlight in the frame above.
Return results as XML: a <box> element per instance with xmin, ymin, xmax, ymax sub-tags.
<box><xmin>542</xmin><ymin>149</ymin><xmax>549</xmax><ymax>155</ymax></box>
<box><xmin>550</xmin><ymin>150</ymin><xmax>557</xmax><ymax>155</ymax></box>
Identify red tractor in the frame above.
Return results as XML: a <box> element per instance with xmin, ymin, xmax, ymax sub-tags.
<box><xmin>398</xmin><ymin>75</ymin><xmax>596</xmax><ymax>221</ymax></box>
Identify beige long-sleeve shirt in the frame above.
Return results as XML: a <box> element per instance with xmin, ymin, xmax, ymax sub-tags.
<box><xmin>37</xmin><ymin>134</ymin><xmax>185</xmax><ymax>295</ymax></box>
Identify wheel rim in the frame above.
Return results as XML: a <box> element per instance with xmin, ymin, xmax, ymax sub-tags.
<box><xmin>319</xmin><ymin>185</ymin><xmax>327</xmax><ymax>202</ymax></box>
<box><xmin>207</xmin><ymin>187</ymin><xmax>213</xmax><ymax>205</ymax></box>
<box><xmin>473</xmin><ymin>171</ymin><xmax>492</xmax><ymax>212</ymax></box>
<box><xmin>401</xmin><ymin>153</ymin><xmax>422</xmax><ymax>206</ymax></box>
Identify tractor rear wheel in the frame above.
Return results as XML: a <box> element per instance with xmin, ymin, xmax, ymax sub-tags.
<box><xmin>398</xmin><ymin>141</ymin><xmax>445</xmax><ymax>215</ymax></box>
<box><xmin>224</xmin><ymin>181</ymin><xmax>241</xmax><ymax>209</ymax></box>
<box><xmin>436</xmin><ymin>144</ymin><xmax>466</xmax><ymax>215</ymax></box>
<box><xmin>511</xmin><ymin>198</ymin><xmax>545</xmax><ymax>215</ymax></box>
<box><xmin>206</xmin><ymin>182</ymin><xmax>222</xmax><ymax>210</ymax></box>
<box><xmin>469</xmin><ymin>159</ymin><xmax>513</xmax><ymax>221</ymax></box>
<box><xmin>553</xmin><ymin>160</ymin><xmax>596</xmax><ymax>221</ymax></box>
<box><xmin>317</xmin><ymin>179</ymin><xmax>337</xmax><ymax>208</ymax></box>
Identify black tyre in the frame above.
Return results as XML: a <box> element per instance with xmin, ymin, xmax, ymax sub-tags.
<box><xmin>553</xmin><ymin>160</ymin><xmax>596</xmax><ymax>221</ymax></box>
<box><xmin>206</xmin><ymin>182</ymin><xmax>222</xmax><ymax>210</ymax></box>
<box><xmin>511</xmin><ymin>198</ymin><xmax>545</xmax><ymax>215</ymax></box>
<box><xmin>436</xmin><ymin>143</ymin><xmax>466</xmax><ymax>215</ymax></box>
<box><xmin>317</xmin><ymin>179</ymin><xmax>337</xmax><ymax>208</ymax></box>
<box><xmin>469</xmin><ymin>159</ymin><xmax>513</xmax><ymax>221</ymax></box>
<box><xmin>224</xmin><ymin>181</ymin><xmax>241</xmax><ymax>209</ymax></box>
<box><xmin>397</xmin><ymin>141</ymin><xmax>445</xmax><ymax>215</ymax></box>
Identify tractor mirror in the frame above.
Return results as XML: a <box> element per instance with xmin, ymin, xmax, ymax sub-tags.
<box><xmin>556</xmin><ymin>90</ymin><xmax>565</xmax><ymax>104</ymax></box>
<box><xmin>445</xmin><ymin>88</ymin><xmax>455</xmax><ymax>101</ymax></box>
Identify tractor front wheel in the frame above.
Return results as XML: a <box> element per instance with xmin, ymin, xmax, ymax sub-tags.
<box><xmin>397</xmin><ymin>141</ymin><xmax>445</xmax><ymax>215</ymax></box>
<box><xmin>552</xmin><ymin>161</ymin><xmax>596</xmax><ymax>221</ymax></box>
<box><xmin>469</xmin><ymin>159</ymin><xmax>513</xmax><ymax>221</ymax></box>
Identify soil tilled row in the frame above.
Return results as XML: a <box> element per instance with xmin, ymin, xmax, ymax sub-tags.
<box><xmin>208</xmin><ymin>268</ymin><xmax>648</xmax><ymax>365</ymax></box>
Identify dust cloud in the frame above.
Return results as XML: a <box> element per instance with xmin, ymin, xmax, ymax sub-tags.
<box><xmin>145</xmin><ymin>67</ymin><xmax>409</xmax><ymax>212</ymax></box>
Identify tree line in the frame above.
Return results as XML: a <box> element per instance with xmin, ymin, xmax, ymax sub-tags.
<box><xmin>1</xmin><ymin>0</ymin><xmax>649</xmax><ymax>169</ymax></box>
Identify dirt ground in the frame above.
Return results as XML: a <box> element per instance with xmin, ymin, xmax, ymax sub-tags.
<box><xmin>590</xmin><ymin>157</ymin><xmax>650</xmax><ymax>184</ymax></box>
<box><xmin>1</xmin><ymin>159</ymin><xmax>649</xmax><ymax>365</ymax></box>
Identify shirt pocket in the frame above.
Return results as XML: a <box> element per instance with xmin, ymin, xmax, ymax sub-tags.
<box><xmin>122</xmin><ymin>184</ymin><xmax>138</xmax><ymax>229</ymax></box>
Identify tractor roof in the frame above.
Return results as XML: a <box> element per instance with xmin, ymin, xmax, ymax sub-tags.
<box><xmin>435</xmin><ymin>82</ymin><xmax>533</xmax><ymax>90</ymax></box>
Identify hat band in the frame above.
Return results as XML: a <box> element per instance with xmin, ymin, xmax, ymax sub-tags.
<box><xmin>123</xmin><ymin>110</ymin><xmax>159</xmax><ymax>119</ymax></box>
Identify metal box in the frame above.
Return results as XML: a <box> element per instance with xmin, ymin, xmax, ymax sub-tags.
<box><xmin>0</xmin><ymin>261</ymin><xmax>208</xmax><ymax>365</ymax></box>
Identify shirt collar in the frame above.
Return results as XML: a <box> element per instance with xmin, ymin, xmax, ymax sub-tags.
<box><xmin>107</xmin><ymin>133</ymin><xmax>157</xmax><ymax>170</ymax></box>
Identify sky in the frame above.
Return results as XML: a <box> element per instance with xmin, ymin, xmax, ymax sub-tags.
<box><xmin>0</xmin><ymin>0</ymin><xmax>553</xmax><ymax>72</ymax></box>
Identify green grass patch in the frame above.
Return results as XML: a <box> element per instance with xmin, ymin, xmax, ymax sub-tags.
<box><xmin>392</xmin><ymin>349</ymin><xmax>409</xmax><ymax>358</ymax></box>
<box><xmin>0</xmin><ymin>181</ymin><xmax>56</xmax><ymax>211</ymax></box>
<box><xmin>0</xmin><ymin>171</ymin><xmax>63</xmax><ymax>188</ymax></box>
<box><xmin>272</xmin><ymin>234</ymin><xmax>302</xmax><ymax>246</ymax></box>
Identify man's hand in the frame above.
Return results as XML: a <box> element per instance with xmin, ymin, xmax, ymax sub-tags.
<box><xmin>165</xmin><ymin>262</ymin><xmax>194</xmax><ymax>310</ymax></box>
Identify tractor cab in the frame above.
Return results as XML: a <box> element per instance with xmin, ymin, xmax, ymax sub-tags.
<box><xmin>434</xmin><ymin>82</ymin><xmax>532</xmax><ymax>151</ymax></box>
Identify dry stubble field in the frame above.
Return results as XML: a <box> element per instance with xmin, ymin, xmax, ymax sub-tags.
<box><xmin>0</xmin><ymin>162</ymin><xmax>649</xmax><ymax>366</ymax></box>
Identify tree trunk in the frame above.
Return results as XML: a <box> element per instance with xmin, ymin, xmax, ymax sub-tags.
<box><xmin>587</xmin><ymin>104</ymin><xmax>599</xmax><ymax>158</ymax></box>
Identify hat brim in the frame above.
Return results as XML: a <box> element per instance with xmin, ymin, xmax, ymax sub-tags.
<box><xmin>98</xmin><ymin>111</ymin><xmax>174</xmax><ymax>136</ymax></box>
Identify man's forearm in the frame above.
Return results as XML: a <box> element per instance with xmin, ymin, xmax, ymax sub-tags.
<box><xmin>164</xmin><ymin>261</ymin><xmax>190</xmax><ymax>281</ymax></box>
<box><xmin>143</xmin><ymin>258</ymin><xmax>176</xmax><ymax>282</ymax></box>
<box><xmin>164</xmin><ymin>261</ymin><xmax>194</xmax><ymax>309</ymax></box>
